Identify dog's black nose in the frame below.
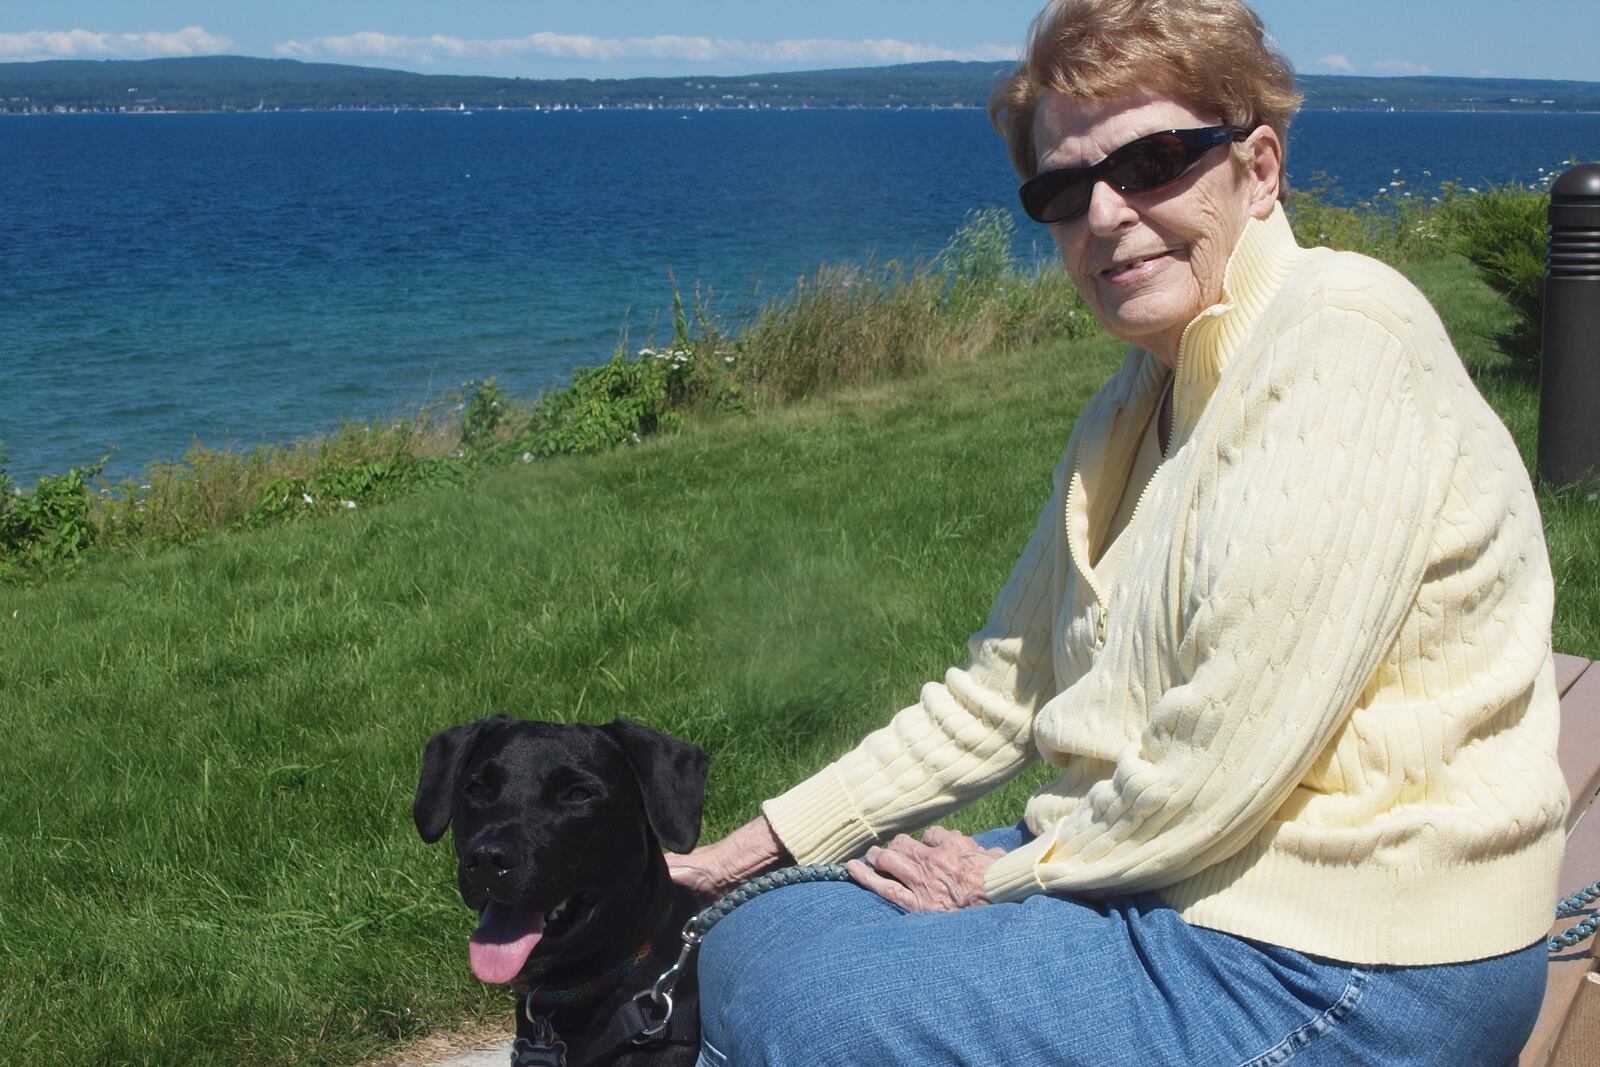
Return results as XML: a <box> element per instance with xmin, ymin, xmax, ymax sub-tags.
<box><xmin>465</xmin><ymin>837</ymin><xmax>520</xmax><ymax>881</ymax></box>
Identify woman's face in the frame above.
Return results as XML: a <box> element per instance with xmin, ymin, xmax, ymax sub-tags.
<box><xmin>1032</xmin><ymin>88</ymin><xmax>1281</xmax><ymax>365</ymax></box>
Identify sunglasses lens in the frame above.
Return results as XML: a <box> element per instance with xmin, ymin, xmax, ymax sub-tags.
<box><xmin>1108</xmin><ymin>134</ymin><xmax>1190</xmax><ymax>192</ymax></box>
<box><xmin>1022</xmin><ymin>174</ymin><xmax>1088</xmax><ymax>224</ymax></box>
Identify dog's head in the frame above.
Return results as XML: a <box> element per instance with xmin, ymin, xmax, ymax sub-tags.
<box><xmin>413</xmin><ymin>714</ymin><xmax>709</xmax><ymax>986</ymax></box>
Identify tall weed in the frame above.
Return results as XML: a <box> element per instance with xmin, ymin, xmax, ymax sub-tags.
<box><xmin>735</xmin><ymin>209</ymin><xmax>1091</xmax><ymax>405</ymax></box>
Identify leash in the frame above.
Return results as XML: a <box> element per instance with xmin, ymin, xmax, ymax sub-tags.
<box><xmin>1549</xmin><ymin>878</ymin><xmax>1600</xmax><ymax>953</ymax></box>
<box><xmin>628</xmin><ymin>863</ymin><xmax>854</xmax><ymax>1039</ymax></box>
<box><xmin>514</xmin><ymin>863</ymin><xmax>852</xmax><ymax>1066</ymax></box>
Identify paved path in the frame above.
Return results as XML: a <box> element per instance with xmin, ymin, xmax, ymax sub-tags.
<box><xmin>430</xmin><ymin>1043</ymin><xmax>510</xmax><ymax>1067</ymax></box>
<box><xmin>361</xmin><ymin>1027</ymin><xmax>511</xmax><ymax>1067</ymax></box>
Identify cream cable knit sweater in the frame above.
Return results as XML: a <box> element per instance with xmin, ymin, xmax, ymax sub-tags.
<box><xmin>762</xmin><ymin>204</ymin><xmax>1567</xmax><ymax>965</ymax></box>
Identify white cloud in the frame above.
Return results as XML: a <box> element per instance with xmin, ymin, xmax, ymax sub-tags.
<box><xmin>1373</xmin><ymin>59</ymin><xmax>1432</xmax><ymax>75</ymax></box>
<box><xmin>273</xmin><ymin>32</ymin><xmax>1017</xmax><ymax>69</ymax></box>
<box><xmin>0</xmin><ymin>26</ymin><xmax>231</xmax><ymax>61</ymax></box>
<box><xmin>1312</xmin><ymin>54</ymin><xmax>1355</xmax><ymax>73</ymax></box>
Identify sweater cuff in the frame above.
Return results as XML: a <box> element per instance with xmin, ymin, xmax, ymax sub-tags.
<box><xmin>983</xmin><ymin>832</ymin><xmax>1053</xmax><ymax>903</ymax></box>
<box><xmin>761</xmin><ymin>765</ymin><xmax>879</xmax><ymax>864</ymax></box>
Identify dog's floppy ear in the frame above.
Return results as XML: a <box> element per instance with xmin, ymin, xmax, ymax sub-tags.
<box><xmin>601</xmin><ymin>717</ymin><xmax>710</xmax><ymax>854</ymax></box>
<box><xmin>414</xmin><ymin>718</ymin><xmax>492</xmax><ymax>844</ymax></box>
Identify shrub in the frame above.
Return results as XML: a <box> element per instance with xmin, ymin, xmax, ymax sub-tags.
<box><xmin>1446</xmin><ymin>184</ymin><xmax>1549</xmax><ymax>362</ymax></box>
<box><xmin>0</xmin><ymin>450</ymin><xmax>101</xmax><ymax>581</ymax></box>
<box><xmin>509</xmin><ymin>346</ymin><xmax>686</xmax><ymax>458</ymax></box>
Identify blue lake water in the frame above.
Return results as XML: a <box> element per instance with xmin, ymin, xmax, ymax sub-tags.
<box><xmin>3</xmin><ymin>107</ymin><xmax>1598</xmax><ymax>482</ymax></box>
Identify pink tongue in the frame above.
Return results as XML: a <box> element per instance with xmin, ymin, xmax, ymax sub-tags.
<box><xmin>469</xmin><ymin>903</ymin><xmax>546</xmax><ymax>984</ymax></box>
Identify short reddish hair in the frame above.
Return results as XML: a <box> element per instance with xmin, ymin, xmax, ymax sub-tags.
<box><xmin>989</xmin><ymin>0</ymin><xmax>1301</xmax><ymax>180</ymax></box>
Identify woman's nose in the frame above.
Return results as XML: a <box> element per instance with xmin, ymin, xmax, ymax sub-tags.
<box><xmin>1085</xmin><ymin>179</ymin><xmax>1139</xmax><ymax>235</ymax></box>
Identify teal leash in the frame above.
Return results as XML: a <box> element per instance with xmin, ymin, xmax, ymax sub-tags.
<box><xmin>686</xmin><ymin>863</ymin><xmax>853</xmax><ymax>938</ymax></box>
<box><xmin>629</xmin><ymin>863</ymin><xmax>853</xmax><ymax>1041</ymax></box>
<box><xmin>1549</xmin><ymin>879</ymin><xmax>1600</xmax><ymax>953</ymax></box>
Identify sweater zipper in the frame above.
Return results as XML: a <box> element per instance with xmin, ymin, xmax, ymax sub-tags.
<box><xmin>1069</xmin><ymin>357</ymin><xmax>1184</xmax><ymax>650</ymax></box>
<box><xmin>1062</xmin><ymin>455</ymin><xmax>1108</xmax><ymax>648</ymax></box>
<box><xmin>1118</xmin><ymin>357</ymin><xmax>1183</xmax><ymax>540</ymax></box>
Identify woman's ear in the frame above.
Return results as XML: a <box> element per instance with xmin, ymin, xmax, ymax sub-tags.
<box><xmin>1243</xmin><ymin>125</ymin><xmax>1284</xmax><ymax>217</ymax></box>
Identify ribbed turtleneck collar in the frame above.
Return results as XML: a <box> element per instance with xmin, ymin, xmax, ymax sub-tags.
<box><xmin>1168</xmin><ymin>202</ymin><xmax>1315</xmax><ymax>442</ymax></box>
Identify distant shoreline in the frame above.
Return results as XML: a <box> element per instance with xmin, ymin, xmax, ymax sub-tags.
<box><xmin>9</xmin><ymin>105</ymin><xmax>1600</xmax><ymax>117</ymax></box>
<box><xmin>6</xmin><ymin>55</ymin><xmax>1600</xmax><ymax>116</ymax></box>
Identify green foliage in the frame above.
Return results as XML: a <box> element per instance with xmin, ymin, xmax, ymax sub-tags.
<box><xmin>1285</xmin><ymin>171</ymin><xmax>1459</xmax><ymax>262</ymax></box>
<box><xmin>1446</xmin><ymin>184</ymin><xmax>1549</xmax><ymax>362</ymax></box>
<box><xmin>510</xmin><ymin>346</ymin><xmax>686</xmax><ymax>458</ymax></box>
<box><xmin>0</xmin><ymin>446</ymin><xmax>101</xmax><ymax>581</ymax></box>
<box><xmin>459</xmin><ymin>377</ymin><xmax>507</xmax><ymax>452</ymax></box>
<box><xmin>734</xmin><ymin>209</ymin><xmax>1093</xmax><ymax>405</ymax></box>
<box><xmin>240</xmin><ymin>457</ymin><xmax>470</xmax><ymax>528</ymax></box>
<box><xmin>940</xmin><ymin>207</ymin><xmax>1014</xmax><ymax>307</ymax></box>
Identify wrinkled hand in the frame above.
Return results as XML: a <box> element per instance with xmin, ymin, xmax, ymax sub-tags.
<box><xmin>847</xmin><ymin>825</ymin><xmax>1004</xmax><ymax>912</ymax></box>
<box><xmin>667</xmin><ymin>814</ymin><xmax>792</xmax><ymax>904</ymax></box>
<box><xmin>666</xmin><ymin>848</ymin><xmax>742</xmax><ymax>904</ymax></box>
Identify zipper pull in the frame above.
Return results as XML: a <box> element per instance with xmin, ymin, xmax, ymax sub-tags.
<box><xmin>1096</xmin><ymin>604</ymin><xmax>1108</xmax><ymax>646</ymax></box>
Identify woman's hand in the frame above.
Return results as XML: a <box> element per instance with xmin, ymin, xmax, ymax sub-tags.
<box><xmin>846</xmin><ymin>825</ymin><xmax>1004</xmax><ymax>912</ymax></box>
<box><xmin>667</xmin><ymin>814</ymin><xmax>792</xmax><ymax>904</ymax></box>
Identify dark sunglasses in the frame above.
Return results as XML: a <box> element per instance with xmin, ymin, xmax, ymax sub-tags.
<box><xmin>1019</xmin><ymin>125</ymin><xmax>1250</xmax><ymax>224</ymax></box>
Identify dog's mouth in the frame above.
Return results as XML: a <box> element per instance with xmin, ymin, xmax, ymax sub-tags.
<box><xmin>468</xmin><ymin>894</ymin><xmax>592</xmax><ymax>984</ymax></box>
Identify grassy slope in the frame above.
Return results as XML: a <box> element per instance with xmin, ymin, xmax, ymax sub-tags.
<box><xmin>1</xmin><ymin>257</ymin><xmax>1593</xmax><ymax>1065</ymax></box>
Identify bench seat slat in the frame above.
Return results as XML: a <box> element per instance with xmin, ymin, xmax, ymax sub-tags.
<box><xmin>1556</xmin><ymin>654</ymin><xmax>1593</xmax><ymax>699</ymax></box>
<box><xmin>1560</xmin><ymin>665</ymin><xmax>1600</xmax><ymax>828</ymax></box>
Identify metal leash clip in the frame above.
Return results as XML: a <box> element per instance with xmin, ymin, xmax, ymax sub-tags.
<box><xmin>628</xmin><ymin>917</ymin><xmax>703</xmax><ymax>1042</ymax></box>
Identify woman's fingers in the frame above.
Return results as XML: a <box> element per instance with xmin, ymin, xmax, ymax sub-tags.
<box><xmin>847</xmin><ymin>857</ymin><xmax>918</xmax><ymax>910</ymax></box>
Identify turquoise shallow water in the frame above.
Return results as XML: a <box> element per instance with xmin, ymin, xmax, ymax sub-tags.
<box><xmin>4</xmin><ymin>107</ymin><xmax>1598</xmax><ymax>482</ymax></box>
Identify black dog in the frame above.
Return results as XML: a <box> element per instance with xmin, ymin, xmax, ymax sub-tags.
<box><xmin>415</xmin><ymin>715</ymin><xmax>709</xmax><ymax>1066</ymax></box>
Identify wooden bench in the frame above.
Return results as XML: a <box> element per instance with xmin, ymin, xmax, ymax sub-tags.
<box><xmin>1521</xmin><ymin>652</ymin><xmax>1600</xmax><ymax>1065</ymax></box>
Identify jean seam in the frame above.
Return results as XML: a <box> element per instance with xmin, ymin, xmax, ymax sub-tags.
<box><xmin>1233</xmin><ymin>967</ymin><xmax>1371</xmax><ymax>1067</ymax></box>
<box><xmin>696</xmin><ymin>1033</ymin><xmax>729</xmax><ymax>1067</ymax></box>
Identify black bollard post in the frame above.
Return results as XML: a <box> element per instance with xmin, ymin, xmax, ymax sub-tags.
<box><xmin>1539</xmin><ymin>163</ymin><xmax>1600</xmax><ymax>487</ymax></box>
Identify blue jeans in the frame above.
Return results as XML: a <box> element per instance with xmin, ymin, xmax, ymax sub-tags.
<box><xmin>695</xmin><ymin>825</ymin><xmax>1546</xmax><ymax>1066</ymax></box>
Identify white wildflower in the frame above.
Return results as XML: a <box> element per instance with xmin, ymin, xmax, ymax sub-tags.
<box><xmin>521</xmin><ymin>452</ymin><xmax>534</xmax><ymax>463</ymax></box>
<box><xmin>343</xmin><ymin>500</ymin><xmax>357</xmax><ymax>510</ymax></box>
<box><xmin>302</xmin><ymin>493</ymin><xmax>314</xmax><ymax>505</ymax></box>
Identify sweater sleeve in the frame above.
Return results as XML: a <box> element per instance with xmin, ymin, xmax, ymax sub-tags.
<box><xmin>986</xmin><ymin>300</ymin><xmax>1445</xmax><ymax>902</ymax></box>
<box><xmin>761</xmin><ymin>466</ymin><xmax>1066</xmax><ymax>863</ymax></box>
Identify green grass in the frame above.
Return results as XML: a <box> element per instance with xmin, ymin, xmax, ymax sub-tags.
<box><xmin>2</xmin><ymin>254</ymin><xmax>1594</xmax><ymax>1065</ymax></box>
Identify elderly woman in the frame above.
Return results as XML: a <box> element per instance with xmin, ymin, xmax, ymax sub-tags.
<box><xmin>670</xmin><ymin>1</ymin><xmax>1566</xmax><ymax>1063</ymax></box>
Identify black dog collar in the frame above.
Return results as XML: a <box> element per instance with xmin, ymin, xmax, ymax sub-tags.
<box><xmin>521</xmin><ymin>938</ymin><xmax>655</xmax><ymax>1009</ymax></box>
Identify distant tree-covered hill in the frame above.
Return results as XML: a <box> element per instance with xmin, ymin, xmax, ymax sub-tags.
<box><xmin>3</xmin><ymin>55</ymin><xmax>1598</xmax><ymax>114</ymax></box>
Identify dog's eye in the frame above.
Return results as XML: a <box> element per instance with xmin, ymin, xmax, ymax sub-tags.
<box><xmin>561</xmin><ymin>785</ymin><xmax>594</xmax><ymax>804</ymax></box>
<box><xmin>463</xmin><ymin>780</ymin><xmax>487</xmax><ymax>801</ymax></box>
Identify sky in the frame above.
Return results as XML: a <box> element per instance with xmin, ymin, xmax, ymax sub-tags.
<box><xmin>1</xmin><ymin>1</ymin><xmax>1595</xmax><ymax>83</ymax></box>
